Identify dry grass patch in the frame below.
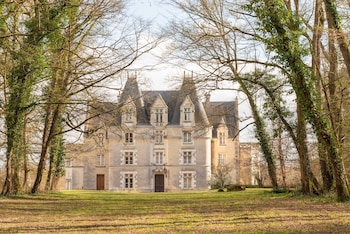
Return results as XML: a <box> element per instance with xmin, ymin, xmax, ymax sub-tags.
<box><xmin>1</xmin><ymin>189</ymin><xmax>349</xmax><ymax>233</ymax></box>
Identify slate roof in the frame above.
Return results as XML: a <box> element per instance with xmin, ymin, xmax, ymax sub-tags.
<box><xmin>204</xmin><ymin>100</ymin><xmax>239</xmax><ymax>139</ymax></box>
<box><xmin>86</xmin><ymin>76</ymin><xmax>239</xmax><ymax>140</ymax></box>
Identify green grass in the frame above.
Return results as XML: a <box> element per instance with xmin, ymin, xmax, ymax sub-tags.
<box><xmin>1</xmin><ymin>189</ymin><xmax>349</xmax><ymax>233</ymax></box>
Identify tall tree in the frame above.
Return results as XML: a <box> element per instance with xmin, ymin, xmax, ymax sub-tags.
<box><xmin>246</xmin><ymin>0</ymin><xmax>349</xmax><ymax>201</ymax></box>
<box><xmin>169</xmin><ymin>0</ymin><xmax>280</xmax><ymax>191</ymax></box>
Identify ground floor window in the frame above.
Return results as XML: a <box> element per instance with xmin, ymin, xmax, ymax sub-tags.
<box><xmin>125</xmin><ymin>173</ymin><xmax>133</xmax><ymax>188</ymax></box>
<box><xmin>121</xmin><ymin>172</ymin><xmax>137</xmax><ymax>189</ymax></box>
<box><xmin>179</xmin><ymin>171</ymin><xmax>196</xmax><ymax>189</ymax></box>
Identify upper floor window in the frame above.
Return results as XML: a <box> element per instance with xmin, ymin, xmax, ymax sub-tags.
<box><xmin>155</xmin><ymin>109</ymin><xmax>163</xmax><ymax>123</ymax></box>
<box><xmin>125</xmin><ymin>109</ymin><xmax>133</xmax><ymax>122</ymax></box>
<box><xmin>98</xmin><ymin>133</ymin><xmax>104</xmax><ymax>146</ymax></box>
<box><xmin>124</xmin><ymin>152</ymin><xmax>134</xmax><ymax>165</ymax></box>
<box><xmin>183</xmin><ymin>131</ymin><xmax>192</xmax><ymax>143</ymax></box>
<box><xmin>184</xmin><ymin>108</ymin><xmax>191</xmax><ymax>121</ymax></box>
<box><xmin>218</xmin><ymin>153</ymin><xmax>226</xmax><ymax>165</ymax></box>
<box><xmin>125</xmin><ymin>132</ymin><xmax>133</xmax><ymax>144</ymax></box>
<box><xmin>155</xmin><ymin>130</ymin><xmax>163</xmax><ymax>144</ymax></box>
<box><xmin>155</xmin><ymin>151</ymin><xmax>164</xmax><ymax>165</ymax></box>
<box><xmin>219</xmin><ymin>132</ymin><xmax>226</xmax><ymax>145</ymax></box>
<box><xmin>183</xmin><ymin>151</ymin><xmax>192</xmax><ymax>164</ymax></box>
<box><xmin>97</xmin><ymin>155</ymin><xmax>105</xmax><ymax>166</ymax></box>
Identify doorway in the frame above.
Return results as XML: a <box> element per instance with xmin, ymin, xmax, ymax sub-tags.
<box><xmin>96</xmin><ymin>174</ymin><xmax>105</xmax><ymax>190</ymax></box>
<box><xmin>155</xmin><ymin>174</ymin><xmax>164</xmax><ymax>192</ymax></box>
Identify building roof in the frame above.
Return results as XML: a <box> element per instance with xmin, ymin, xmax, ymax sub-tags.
<box><xmin>86</xmin><ymin>76</ymin><xmax>239</xmax><ymax>139</ymax></box>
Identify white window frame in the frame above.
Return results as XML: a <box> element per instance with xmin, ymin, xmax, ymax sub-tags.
<box><xmin>125</xmin><ymin>108</ymin><xmax>133</xmax><ymax>122</ymax></box>
<box><xmin>179</xmin><ymin>171</ymin><xmax>196</xmax><ymax>190</ymax></box>
<box><xmin>183</xmin><ymin>131</ymin><xmax>192</xmax><ymax>144</ymax></box>
<box><xmin>183</xmin><ymin>151</ymin><xmax>192</xmax><ymax>164</ymax></box>
<box><xmin>219</xmin><ymin>132</ymin><xmax>226</xmax><ymax>145</ymax></box>
<box><xmin>120</xmin><ymin>172</ymin><xmax>137</xmax><ymax>189</ymax></box>
<box><xmin>125</xmin><ymin>132</ymin><xmax>134</xmax><ymax>144</ymax></box>
<box><xmin>125</xmin><ymin>173</ymin><xmax>134</xmax><ymax>188</ymax></box>
<box><xmin>121</xmin><ymin>150</ymin><xmax>137</xmax><ymax>165</ymax></box>
<box><xmin>125</xmin><ymin>152</ymin><xmax>134</xmax><ymax>165</ymax></box>
<box><xmin>154</xmin><ymin>151</ymin><xmax>164</xmax><ymax>165</ymax></box>
<box><xmin>218</xmin><ymin>153</ymin><xmax>226</xmax><ymax>166</ymax></box>
<box><xmin>97</xmin><ymin>154</ymin><xmax>105</xmax><ymax>166</ymax></box>
<box><xmin>180</xmin><ymin>150</ymin><xmax>196</xmax><ymax>165</ymax></box>
<box><xmin>155</xmin><ymin>108</ymin><xmax>163</xmax><ymax>124</ymax></box>
<box><xmin>155</xmin><ymin>130</ymin><xmax>164</xmax><ymax>144</ymax></box>
<box><xmin>184</xmin><ymin>107</ymin><xmax>191</xmax><ymax>121</ymax></box>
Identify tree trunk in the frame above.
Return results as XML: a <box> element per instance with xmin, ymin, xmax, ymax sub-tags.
<box><xmin>323</xmin><ymin>0</ymin><xmax>350</xmax><ymax>79</ymax></box>
<box><xmin>248</xmin><ymin>0</ymin><xmax>349</xmax><ymax>201</ymax></box>
<box><xmin>241</xmin><ymin>81</ymin><xmax>279</xmax><ymax>191</ymax></box>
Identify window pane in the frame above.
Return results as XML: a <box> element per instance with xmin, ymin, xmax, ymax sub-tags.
<box><xmin>183</xmin><ymin>131</ymin><xmax>192</xmax><ymax>143</ymax></box>
<box><xmin>184</xmin><ymin>108</ymin><xmax>191</xmax><ymax>121</ymax></box>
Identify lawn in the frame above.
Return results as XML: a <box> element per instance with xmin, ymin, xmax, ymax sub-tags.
<box><xmin>1</xmin><ymin>188</ymin><xmax>349</xmax><ymax>233</ymax></box>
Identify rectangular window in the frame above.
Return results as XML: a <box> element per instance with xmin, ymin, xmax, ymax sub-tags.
<box><xmin>155</xmin><ymin>109</ymin><xmax>163</xmax><ymax>123</ymax></box>
<box><xmin>65</xmin><ymin>160</ymin><xmax>72</xmax><ymax>167</ymax></box>
<box><xmin>183</xmin><ymin>173</ymin><xmax>192</xmax><ymax>189</ymax></box>
<box><xmin>125</xmin><ymin>109</ymin><xmax>132</xmax><ymax>122</ymax></box>
<box><xmin>218</xmin><ymin>154</ymin><xmax>226</xmax><ymax>165</ymax></box>
<box><xmin>184</xmin><ymin>108</ymin><xmax>191</xmax><ymax>121</ymax></box>
<box><xmin>183</xmin><ymin>131</ymin><xmax>192</xmax><ymax>143</ymax></box>
<box><xmin>97</xmin><ymin>155</ymin><xmax>105</xmax><ymax>166</ymax></box>
<box><xmin>125</xmin><ymin>152</ymin><xmax>134</xmax><ymax>165</ymax></box>
<box><xmin>155</xmin><ymin>130</ymin><xmax>163</xmax><ymax>144</ymax></box>
<box><xmin>125</xmin><ymin>132</ymin><xmax>133</xmax><ymax>143</ymax></box>
<box><xmin>183</xmin><ymin>151</ymin><xmax>192</xmax><ymax>164</ymax></box>
<box><xmin>125</xmin><ymin>173</ymin><xmax>133</xmax><ymax>188</ymax></box>
<box><xmin>219</xmin><ymin>132</ymin><xmax>226</xmax><ymax>145</ymax></box>
<box><xmin>98</xmin><ymin>133</ymin><xmax>104</xmax><ymax>146</ymax></box>
<box><xmin>155</xmin><ymin>151</ymin><xmax>164</xmax><ymax>165</ymax></box>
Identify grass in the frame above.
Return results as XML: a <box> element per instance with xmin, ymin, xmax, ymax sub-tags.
<box><xmin>1</xmin><ymin>188</ymin><xmax>349</xmax><ymax>233</ymax></box>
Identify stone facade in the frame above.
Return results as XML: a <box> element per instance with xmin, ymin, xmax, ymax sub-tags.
<box><xmin>64</xmin><ymin>76</ymin><xmax>240</xmax><ymax>192</ymax></box>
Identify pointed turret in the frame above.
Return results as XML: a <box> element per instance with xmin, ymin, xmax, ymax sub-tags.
<box><xmin>171</xmin><ymin>74</ymin><xmax>209</xmax><ymax>126</ymax></box>
<box><xmin>119</xmin><ymin>75</ymin><xmax>147</xmax><ymax>123</ymax></box>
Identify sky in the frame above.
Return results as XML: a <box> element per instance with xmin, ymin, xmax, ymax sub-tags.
<box><xmin>127</xmin><ymin>0</ymin><xmax>256</xmax><ymax>142</ymax></box>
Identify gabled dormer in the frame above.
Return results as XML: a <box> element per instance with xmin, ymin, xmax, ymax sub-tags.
<box><xmin>121</xmin><ymin>96</ymin><xmax>137</xmax><ymax>126</ymax></box>
<box><xmin>150</xmin><ymin>94</ymin><xmax>168</xmax><ymax>127</ymax></box>
<box><xmin>180</xmin><ymin>95</ymin><xmax>195</xmax><ymax>126</ymax></box>
<box><xmin>217</xmin><ymin>117</ymin><xmax>228</xmax><ymax>145</ymax></box>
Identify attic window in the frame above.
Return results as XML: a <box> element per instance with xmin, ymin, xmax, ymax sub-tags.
<box><xmin>155</xmin><ymin>109</ymin><xmax>163</xmax><ymax>123</ymax></box>
<box><xmin>125</xmin><ymin>108</ymin><xmax>133</xmax><ymax>122</ymax></box>
<box><xmin>184</xmin><ymin>108</ymin><xmax>191</xmax><ymax>121</ymax></box>
<box><xmin>219</xmin><ymin>132</ymin><xmax>226</xmax><ymax>145</ymax></box>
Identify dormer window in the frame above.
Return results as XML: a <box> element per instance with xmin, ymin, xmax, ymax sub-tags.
<box><xmin>219</xmin><ymin>132</ymin><xmax>226</xmax><ymax>145</ymax></box>
<box><xmin>180</xmin><ymin>95</ymin><xmax>195</xmax><ymax>125</ymax></box>
<box><xmin>155</xmin><ymin>109</ymin><xmax>163</xmax><ymax>123</ymax></box>
<box><xmin>184</xmin><ymin>108</ymin><xmax>191</xmax><ymax>121</ymax></box>
<box><xmin>121</xmin><ymin>96</ymin><xmax>136</xmax><ymax>125</ymax></box>
<box><xmin>150</xmin><ymin>95</ymin><xmax>168</xmax><ymax>127</ymax></box>
<box><xmin>125</xmin><ymin>108</ymin><xmax>133</xmax><ymax>122</ymax></box>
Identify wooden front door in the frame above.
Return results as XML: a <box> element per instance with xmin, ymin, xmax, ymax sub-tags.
<box><xmin>96</xmin><ymin>174</ymin><xmax>105</xmax><ymax>190</ymax></box>
<box><xmin>155</xmin><ymin>174</ymin><xmax>164</xmax><ymax>192</ymax></box>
